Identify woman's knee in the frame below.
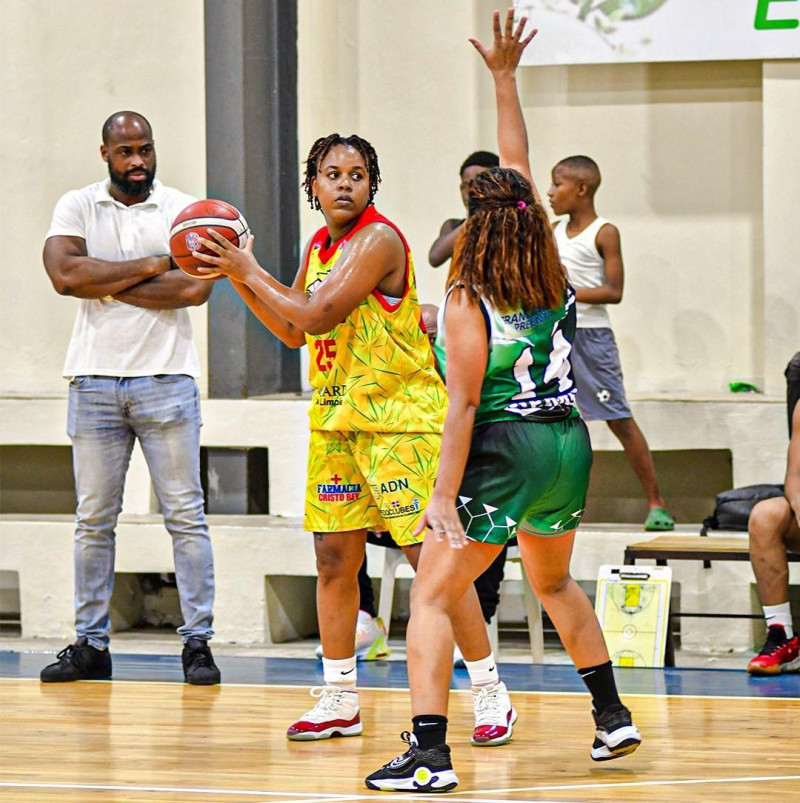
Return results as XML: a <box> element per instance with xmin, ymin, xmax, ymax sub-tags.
<box><xmin>529</xmin><ymin>570</ymin><xmax>571</xmax><ymax>598</ymax></box>
<box><xmin>314</xmin><ymin>538</ymin><xmax>361</xmax><ymax>582</ymax></box>
<box><xmin>409</xmin><ymin>572</ymin><xmax>464</xmax><ymax>614</ymax></box>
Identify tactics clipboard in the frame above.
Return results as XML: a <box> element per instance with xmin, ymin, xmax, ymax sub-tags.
<box><xmin>595</xmin><ymin>564</ymin><xmax>672</xmax><ymax>668</ymax></box>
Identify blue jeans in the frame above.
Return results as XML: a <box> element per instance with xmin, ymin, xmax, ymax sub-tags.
<box><xmin>67</xmin><ymin>375</ymin><xmax>214</xmax><ymax>648</ymax></box>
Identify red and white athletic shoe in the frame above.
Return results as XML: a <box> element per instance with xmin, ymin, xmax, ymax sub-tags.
<box><xmin>471</xmin><ymin>680</ymin><xmax>517</xmax><ymax>746</ymax></box>
<box><xmin>747</xmin><ymin>625</ymin><xmax>800</xmax><ymax>675</ymax></box>
<box><xmin>286</xmin><ymin>686</ymin><xmax>362</xmax><ymax>741</ymax></box>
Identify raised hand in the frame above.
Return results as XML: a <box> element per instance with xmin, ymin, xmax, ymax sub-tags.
<box><xmin>469</xmin><ymin>7</ymin><xmax>537</xmax><ymax>77</ymax></box>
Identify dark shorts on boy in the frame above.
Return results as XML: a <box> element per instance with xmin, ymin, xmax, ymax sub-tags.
<box><xmin>456</xmin><ymin>417</ymin><xmax>592</xmax><ymax>545</ymax></box>
<box><xmin>571</xmin><ymin>327</ymin><xmax>632</xmax><ymax>421</ymax></box>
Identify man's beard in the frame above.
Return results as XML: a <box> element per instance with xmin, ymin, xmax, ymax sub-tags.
<box><xmin>108</xmin><ymin>161</ymin><xmax>156</xmax><ymax>197</ymax></box>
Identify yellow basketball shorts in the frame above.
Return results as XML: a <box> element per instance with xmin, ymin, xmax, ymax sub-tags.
<box><xmin>304</xmin><ymin>430</ymin><xmax>441</xmax><ymax>546</ymax></box>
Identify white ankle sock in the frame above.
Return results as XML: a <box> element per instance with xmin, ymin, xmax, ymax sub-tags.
<box><xmin>322</xmin><ymin>656</ymin><xmax>357</xmax><ymax>688</ymax></box>
<box><xmin>465</xmin><ymin>652</ymin><xmax>499</xmax><ymax>687</ymax></box>
<box><xmin>763</xmin><ymin>602</ymin><xmax>794</xmax><ymax>639</ymax></box>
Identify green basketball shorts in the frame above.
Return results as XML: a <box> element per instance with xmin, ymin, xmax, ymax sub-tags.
<box><xmin>456</xmin><ymin>417</ymin><xmax>592</xmax><ymax>544</ymax></box>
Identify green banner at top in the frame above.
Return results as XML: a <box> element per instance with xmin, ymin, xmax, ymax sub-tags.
<box><xmin>515</xmin><ymin>0</ymin><xmax>799</xmax><ymax>65</ymax></box>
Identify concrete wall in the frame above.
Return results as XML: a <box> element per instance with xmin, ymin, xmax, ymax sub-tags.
<box><xmin>2</xmin><ymin>0</ymin><xmax>207</xmax><ymax>397</ymax></box>
<box><xmin>5</xmin><ymin>0</ymin><xmax>797</xmax><ymax>401</ymax></box>
<box><xmin>299</xmin><ymin>0</ymin><xmax>799</xmax><ymax>398</ymax></box>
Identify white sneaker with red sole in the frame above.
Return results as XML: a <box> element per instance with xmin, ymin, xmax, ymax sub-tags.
<box><xmin>471</xmin><ymin>680</ymin><xmax>517</xmax><ymax>746</ymax></box>
<box><xmin>286</xmin><ymin>686</ymin><xmax>362</xmax><ymax>741</ymax></box>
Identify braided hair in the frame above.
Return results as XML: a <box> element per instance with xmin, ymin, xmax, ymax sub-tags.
<box><xmin>449</xmin><ymin>167</ymin><xmax>565</xmax><ymax>312</ymax></box>
<box><xmin>302</xmin><ymin>134</ymin><xmax>381</xmax><ymax>210</ymax></box>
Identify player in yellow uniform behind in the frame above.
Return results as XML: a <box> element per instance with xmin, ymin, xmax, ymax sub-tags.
<box><xmin>195</xmin><ymin>133</ymin><xmax>497</xmax><ymax>743</ymax></box>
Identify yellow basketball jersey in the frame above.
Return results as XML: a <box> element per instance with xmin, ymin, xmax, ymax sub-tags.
<box><xmin>304</xmin><ymin>205</ymin><xmax>446</xmax><ymax>433</ymax></box>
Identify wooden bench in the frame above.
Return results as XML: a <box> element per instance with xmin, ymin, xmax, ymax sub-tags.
<box><xmin>625</xmin><ymin>534</ymin><xmax>800</xmax><ymax>566</ymax></box>
<box><xmin>623</xmin><ymin>534</ymin><xmax>800</xmax><ymax>664</ymax></box>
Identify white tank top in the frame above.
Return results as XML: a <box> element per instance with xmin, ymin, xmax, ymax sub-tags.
<box><xmin>553</xmin><ymin>216</ymin><xmax>611</xmax><ymax>329</ymax></box>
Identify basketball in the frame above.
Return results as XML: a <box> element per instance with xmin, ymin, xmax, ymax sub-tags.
<box><xmin>169</xmin><ymin>199</ymin><xmax>249</xmax><ymax>279</ymax></box>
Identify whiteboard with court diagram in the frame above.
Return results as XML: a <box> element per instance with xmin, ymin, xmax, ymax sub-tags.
<box><xmin>595</xmin><ymin>565</ymin><xmax>672</xmax><ymax>668</ymax></box>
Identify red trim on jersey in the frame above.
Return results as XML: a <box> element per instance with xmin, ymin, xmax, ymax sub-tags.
<box><xmin>372</xmin><ymin>288</ymin><xmax>404</xmax><ymax>312</ymax></box>
<box><xmin>305</xmin><ymin>205</ymin><xmax>410</xmax><ymax>309</ymax></box>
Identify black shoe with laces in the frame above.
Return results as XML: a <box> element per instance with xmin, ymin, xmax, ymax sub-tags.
<box><xmin>591</xmin><ymin>703</ymin><xmax>642</xmax><ymax>761</ymax></box>
<box><xmin>40</xmin><ymin>637</ymin><xmax>112</xmax><ymax>683</ymax></box>
<box><xmin>182</xmin><ymin>638</ymin><xmax>221</xmax><ymax>685</ymax></box>
<box><xmin>365</xmin><ymin>731</ymin><xmax>458</xmax><ymax>792</ymax></box>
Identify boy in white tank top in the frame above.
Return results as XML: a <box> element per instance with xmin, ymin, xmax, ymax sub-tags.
<box><xmin>548</xmin><ymin>156</ymin><xmax>674</xmax><ymax>532</ymax></box>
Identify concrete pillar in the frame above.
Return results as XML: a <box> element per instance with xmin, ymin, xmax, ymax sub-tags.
<box><xmin>762</xmin><ymin>61</ymin><xmax>800</xmax><ymax>395</ymax></box>
<box><xmin>204</xmin><ymin>0</ymin><xmax>301</xmax><ymax>397</ymax></box>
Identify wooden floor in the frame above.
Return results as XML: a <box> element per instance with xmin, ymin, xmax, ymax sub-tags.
<box><xmin>2</xmin><ymin>677</ymin><xmax>799</xmax><ymax>801</ymax></box>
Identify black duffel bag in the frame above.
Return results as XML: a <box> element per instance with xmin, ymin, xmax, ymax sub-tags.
<box><xmin>701</xmin><ymin>484</ymin><xmax>785</xmax><ymax>534</ymax></box>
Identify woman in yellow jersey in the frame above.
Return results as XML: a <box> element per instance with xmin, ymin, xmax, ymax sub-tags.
<box><xmin>195</xmin><ymin>134</ymin><xmax>501</xmax><ymax>743</ymax></box>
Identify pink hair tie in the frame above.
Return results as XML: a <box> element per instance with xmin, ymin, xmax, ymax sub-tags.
<box><xmin>517</xmin><ymin>200</ymin><xmax>527</xmax><ymax>209</ymax></box>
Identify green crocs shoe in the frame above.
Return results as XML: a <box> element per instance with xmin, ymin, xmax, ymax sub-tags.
<box><xmin>644</xmin><ymin>507</ymin><xmax>675</xmax><ymax>531</ymax></box>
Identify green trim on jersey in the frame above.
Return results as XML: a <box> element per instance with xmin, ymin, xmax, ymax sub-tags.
<box><xmin>435</xmin><ymin>286</ymin><xmax>579</xmax><ymax>426</ymax></box>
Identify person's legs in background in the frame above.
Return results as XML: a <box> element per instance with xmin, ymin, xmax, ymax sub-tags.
<box><xmin>133</xmin><ymin>375</ymin><xmax>218</xmax><ymax>685</ymax></box>
<box><xmin>572</xmin><ymin>328</ymin><xmax>673</xmax><ymax>531</ymax></box>
<box><xmin>747</xmin><ymin>497</ymin><xmax>800</xmax><ymax>675</ymax></box>
<box><xmin>41</xmin><ymin>376</ymin><xmax>131</xmax><ymax>682</ymax></box>
<box><xmin>606</xmin><ymin>417</ymin><xmax>670</xmax><ymax>525</ymax></box>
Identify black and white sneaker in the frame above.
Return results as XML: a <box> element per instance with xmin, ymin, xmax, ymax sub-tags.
<box><xmin>365</xmin><ymin>732</ymin><xmax>458</xmax><ymax>793</ymax></box>
<box><xmin>591</xmin><ymin>703</ymin><xmax>642</xmax><ymax>761</ymax></box>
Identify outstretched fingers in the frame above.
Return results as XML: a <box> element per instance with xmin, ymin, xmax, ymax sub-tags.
<box><xmin>468</xmin><ymin>37</ymin><xmax>488</xmax><ymax>59</ymax></box>
<box><xmin>504</xmin><ymin>7</ymin><xmax>515</xmax><ymax>40</ymax></box>
<box><xmin>471</xmin><ymin>8</ymin><xmax>538</xmax><ymax>69</ymax></box>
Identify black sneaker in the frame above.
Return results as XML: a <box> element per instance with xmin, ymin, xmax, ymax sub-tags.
<box><xmin>365</xmin><ymin>732</ymin><xmax>458</xmax><ymax>792</ymax></box>
<box><xmin>591</xmin><ymin>703</ymin><xmax>642</xmax><ymax>761</ymax></box>
<box><xmin>182</xmin><ymin>639</ymin><xmax>221</xmax><ymax>685</ymax></box>
<box><xmin>40</xmin><ymin>637</ymin><xmax>112</xmax><ymax>683</ymax></box>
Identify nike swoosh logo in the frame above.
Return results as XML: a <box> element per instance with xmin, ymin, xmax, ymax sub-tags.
<box><xmin>340</xmin><ymin>668</ymin><xmax>355</xmax><ymax>675</ymax></box>
<box><xmin>416</xmin><ymin>721</ymin><xmax>440</xmax><ymax>728</ymax></box>
<box><xmin>488</xmin><ymin>666</ymin><xmax>495</xmax><ymax>672</ymax></box>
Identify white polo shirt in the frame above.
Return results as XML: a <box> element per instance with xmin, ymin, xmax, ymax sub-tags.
<box><xmin>46</xmin><ymin>179</ymin><xmax>202</xmax><ymax>378</ymax></box>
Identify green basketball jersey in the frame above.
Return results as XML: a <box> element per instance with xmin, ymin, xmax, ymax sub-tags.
<box><xmin>435</xmin><ymin>285</ymin><xmax>579</xmax><ymax>426</ymax></box>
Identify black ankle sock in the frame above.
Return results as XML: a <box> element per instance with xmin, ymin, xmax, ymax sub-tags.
<box><xmin>412</xmin><ymin>714</ymin><xmax>448</xmax><ymax>750</ymax></box>
<box><xmin>577</xmin><ymin>660</ymin><xmax>621</xmax><ymax>714</ymax></box>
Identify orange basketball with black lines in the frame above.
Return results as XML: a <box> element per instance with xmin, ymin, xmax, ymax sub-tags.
<box><xmin>169</xmin><ymin>199</ymin><xmax>249</xmax><ymax>279</ymax></box>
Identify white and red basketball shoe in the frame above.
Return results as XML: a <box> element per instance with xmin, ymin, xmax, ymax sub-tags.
<box><xmin>471</xmin><ymin>680</ymin><xmax>517</xmax><ymax>746</ymax></box>
<box><xmin>286</xmin><ymin>686</ymin><xmax>362</xmax><ymax>741</ymax></box>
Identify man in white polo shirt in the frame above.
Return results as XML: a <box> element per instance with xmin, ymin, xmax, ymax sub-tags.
<box><xmin>41</xmin><ymin>111</ymin><xmax>220</xmax><ymax>685</ymax></box>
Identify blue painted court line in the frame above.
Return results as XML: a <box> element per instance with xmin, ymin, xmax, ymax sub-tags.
<box><xmin>2</xmin><ymin>650</ymin><xmax>799</xmax><ymax>698</ymax></box>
